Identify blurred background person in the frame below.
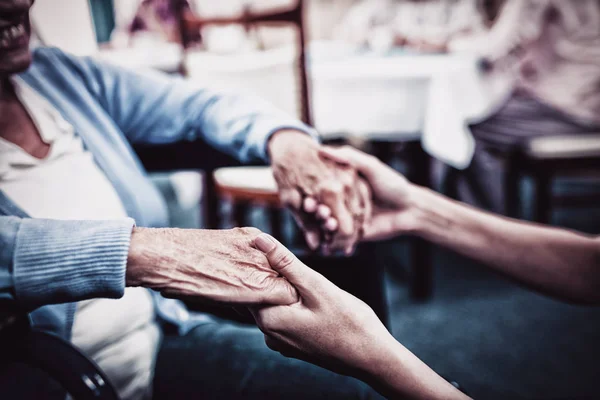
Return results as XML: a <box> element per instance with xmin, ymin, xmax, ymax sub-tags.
<box><xmin>335</xmin><ymin>0</ymin><xmax>487</xmax><ymax>53</ymax></box>
<box><xmin>447</xmin><ymin>0</ymin><xmax>600</xmax><ymax>212</ymax></box>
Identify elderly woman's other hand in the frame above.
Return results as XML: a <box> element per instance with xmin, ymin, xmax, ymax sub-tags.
<box><xmin>268</xmin><ymin>130</ymin><xmax>371</xmax><ymax>255</ymax></box>
<box><xmin>126</xmin><ymin>227</ymin><xmax>298</xmax><ymax>306</ymax></box>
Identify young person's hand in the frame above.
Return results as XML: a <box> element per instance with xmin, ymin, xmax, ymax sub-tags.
<box><xmin>249</xmin><ymin>233</ymin><xmax>470</xmax><ymax>400</ymax></box>
<box><xmin>268</xmin><ymin>130</ymin><xmax>372</xmax><ymax>255</ymax></box>
<box><xmin>318</xmin><ymin>146</ymin><xmax>417</xmax><ymax>241</ymax></box>
<box><xmin>249</xmin><ymin>234</ymin><xmax>397</xmax><ymax>376</ymax></box>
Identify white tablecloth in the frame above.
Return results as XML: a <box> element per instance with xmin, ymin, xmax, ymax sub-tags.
<box><xmin>312</xmin><ymin>51</ymin><xmax>512</xmax><ymax>168</ymax></box>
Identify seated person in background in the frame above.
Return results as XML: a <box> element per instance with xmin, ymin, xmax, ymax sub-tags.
<box><xmin>335</xmin><ymin>0</ymin><xmax>486</xmax><ymax>53</ymax></box>
<box><xmin>253</xmin><ymin>146</ymin><xmax>600</xmax><ymax>399</ymax></box>
<box><xmin>447</xmin><ymin>0</ymin><xmax>600</xmax><ymax>212</ymax></box>
<box><xmin>0</xmin><ymin>1</ymin><xmax>374</xmax><ymax>399</ymax></box>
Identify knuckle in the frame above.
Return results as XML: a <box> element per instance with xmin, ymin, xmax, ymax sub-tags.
<box><xmin>366</xmin><ymin>153</ymin><xmax>378</xmax><ymax>163</ymax></box>
<box><xmin>241</xmin><ymin>227</ymin><xmax>262</xmax><ymax>236</ymax></box>
<box><xmin>231</xmin><ymin>227</ymin><xmax>245</xmax><ymax>236</ymax></box>
<box><xmin>352</xmin><ymin>301</ymin><xmax>376</xmax><ymax>326</ymax></box>
<box><xmin>323</xmin><ymin>182</ymin><xmax>343</xmax><ymax>196</ymax></box>
<box><xmin>272</xmin><ymin>249</ymin><xmax>296</xmax><ymax>269</ymax></box>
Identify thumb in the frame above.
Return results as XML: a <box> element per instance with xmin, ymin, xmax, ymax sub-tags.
<box><xmin>318</xmin><ymin>146</ymin><xmax>374</xmax><ymax>173</ymax></box>
<box><xmin>319</xmin><ymin>146</ymin><xmax>382</xmax><ymax>186</ymax></box>
<box><xmin>253</xmin><ymin>234</ymin><xmax>322</xmax><ymax>299</ymax></box>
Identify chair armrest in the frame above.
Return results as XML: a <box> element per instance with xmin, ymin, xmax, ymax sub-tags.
<box><xmin>526</xmin><ymin>134</ymin><xmax>600</xmax><ymax>160</ymax></box>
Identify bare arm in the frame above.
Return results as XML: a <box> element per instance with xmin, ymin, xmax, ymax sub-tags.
<box><xmin>360</xmin><ymin>337</ymin><xmax>470</xmax><ymax>400</ymax></box>
<box><xmin>250</xmin><ymin>234</ymin><xmax>470</xmax><ymax>400</ymax></box>
<box><xmin>404</xmin><ymin>186</ymin><xmax>600</xmax><ymax>305</ymax></box>
<box><xmin>319</xmin><ymin>146</ymin><xmax>600</xmax><ymax>305</ymax></box>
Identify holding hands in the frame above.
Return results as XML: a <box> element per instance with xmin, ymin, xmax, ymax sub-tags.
<box><xmin>250</xmin><ymin>233</ymin><xmax>470</xmax><ymax>400</ymax></box>
<box><xmin>249</xmin><ymin>233</ymin><xmax>392</xmax><ymax>377</ymax></box>
<box><xmin>278</xmin><ymin>141</ymin><xmax>420</xmax><ymax>247</ymax></box>
<box><xmin>126</xmin><ymin>227</ymin><xmax>298</xmax><ymax>306</ymax></box>
<box><xmin>318</xmin><ymin>145</ymin><xmax>417</xmax><ymax>242</ymax></box>
<box><xmin>268</xmin><ymin>131</ymin><xmax>372</xmax><ymax>254</ymax></box>
<box><xmin>124</xmin><ymin>143</ymin><xmax>411</xmax><ymax>307</ymax></box>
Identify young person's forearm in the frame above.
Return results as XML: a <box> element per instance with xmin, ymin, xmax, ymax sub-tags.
<box><xmin>402</xmin><ymin>185</ymin><xmax>600</xmax><ymax>304</ymax></box>
<box><xmin>360</xmin><ymin>336</ymin><xmax>470</xmax><ymax>400</ymax></box>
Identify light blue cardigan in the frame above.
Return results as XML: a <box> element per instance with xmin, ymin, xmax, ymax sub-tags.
<box><xmin>0</xmin><ymin>47</ymin><xmax>316</xmax><ymax>339</ymax></box>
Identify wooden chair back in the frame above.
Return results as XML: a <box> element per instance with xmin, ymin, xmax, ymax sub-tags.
<box><xmin>173</xmin><ymin>0</ymin><xmax>312</xmax><ymax>125</ymax></box>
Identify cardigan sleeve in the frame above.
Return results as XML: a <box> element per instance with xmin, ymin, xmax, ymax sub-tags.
<box><xmin>0</xmin><ymin>216</ymin><xmax>134</xmax><ymax>310</ymax></box>
<box><xmin>53</xmin><ymin>49</ymin><xmax>319</xmax><ymax>164</ymax></box>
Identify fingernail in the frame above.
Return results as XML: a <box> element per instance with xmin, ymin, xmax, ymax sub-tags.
<box><xmin>326</xmin><ymin>218</ymin><xmax>338</xmax><ymax>231</ymax></box>
<box><xmin>306</xmin><ymin>232</ymin><xmax>319</xmax><ymax>250</ymax></box>
<box><xmin>304</xmin><ymin>197</ymin><xmax>317</xmax><ymax>212</ymax></box>
<box><xmin>254</xmin><ymin>234</ymin><xmax>277</xmax><ymax>253</ymax></box>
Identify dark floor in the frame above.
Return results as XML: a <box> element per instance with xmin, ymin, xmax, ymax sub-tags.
<box><xmin>386</xmin><ymin>245</ymin><xmax>600</xmax><ymax>400</ymax></box>
<box><xmin>156</xmin><ymin>174</ymin><xmax>600</xmax><ymax>400</ymax></box>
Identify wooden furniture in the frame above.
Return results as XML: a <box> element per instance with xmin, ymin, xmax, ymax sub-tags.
<box><xmin>172</xmin><ymin>0</ymin><xmax>310</xmax><ymax>230</ymax></box>
<box><xmin>175</xmin><ymin>0</ymin><xmax>311</xmax><ymax>125</ymax></box>
<box><xmin>370</xmin><ymin>139</ymin><xmax>433</xmax><ymax>301</ymax></box>
<box><xmin>446</xmin><ymin>133</ymin><xmax>600</xmax><ymax>224</ymax></box>
<box><xmin>171</xmin><ymin>0</ymin><xmax>432</xmax><ymax>303</ymax></box>
<box><xmin>502</xmin><ymin>133</ymin><xmax>600</xmax><ymax>223</ymax></box>
<box><xmin>173</xmin><ymin>0</ymin><xmax>313</xmax><ymax>236</ymax></box>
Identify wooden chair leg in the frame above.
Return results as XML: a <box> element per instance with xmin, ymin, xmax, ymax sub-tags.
<box><xmin>268</xmin><ymin>208</ymin><xmax>283</xmax><ymax>241</ymax></box>
<box><xmin>440</xmin><ymin>166</ymin><xmax>460</xmax><ymax>200</ymax></box>
<box><xmin>504</xmin><ymin>154</ymin><xmax>521</xmax><ymax>219</ymax></box>
<box><xmin>232</xmin><ymin>201</ymin><xmax>250</xmax><ymax>227</ymax></box>
<box><xmin>407</xmin><ymin>141</ymin><xmax>433</xmax><ymax>301</ymax></box>
<box><xmin>204</xmin><ymin>171</ymin><xmax>220</xmax><ymax>229</ymax></box>
<box><xmin>533</xmin><ymin>171</ymin><xmax>552</xmax><ymax>224</ymax></box>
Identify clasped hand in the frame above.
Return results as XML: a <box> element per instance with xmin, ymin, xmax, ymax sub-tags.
<box><xmin>126</xmin><ymin>227</ymin><xmax>298</xmax><ymax>306</ymax></box>
<box><xmin>269</xmin><ymin>131</ymin><xmax>372</xmax><ymax>255</ymax></box>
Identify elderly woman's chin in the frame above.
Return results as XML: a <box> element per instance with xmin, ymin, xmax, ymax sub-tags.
<box><xmin>0</xmin><ymin>26</ymin><xmax>32</xmax><ymax>75</ymax></box>
<box><xmin>0</xmin><ymin>49</ymin><xmax>31</xmax><ymax>76</ymax></box>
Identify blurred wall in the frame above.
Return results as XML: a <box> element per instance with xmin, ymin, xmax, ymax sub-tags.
<box><xmin>30</xmin><ymin>0</ymin><xmax>98</xmax><ymax>55</ymax></box>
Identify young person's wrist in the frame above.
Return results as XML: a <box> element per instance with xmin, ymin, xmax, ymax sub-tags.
<box><xmin>359</xmin><ymin>336</ymin><xmax>471</xmax><ymax>400</ymax></box>
<box><xmin>350</xmin><ymin>329</ymin><xmax>403</xmax><ymax>382</ymax></box>
<box><xmin>390</xmin><ymin>183</ymin><xmax>428</xmax><ymax>237</ymax></box>
<box><xmin>356</xmin><ymin>336</ymin><xmax>414</xmax><ymax>397</ymax></box>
